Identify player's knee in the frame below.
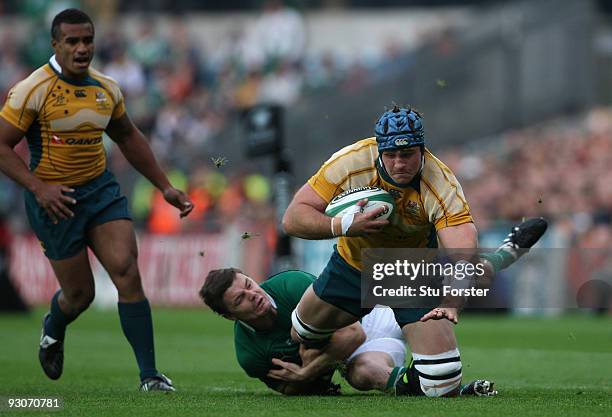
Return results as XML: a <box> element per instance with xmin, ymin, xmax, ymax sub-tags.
<box><xmin>63</xmin><ymin>286</ymin><xmax>95</xmax><ymax>313</ymax></box>
<box><xmin>290</xmin><ymin>309</ymin><xmax>334</xmax><ymax>349</ymax></box>
<box><xmin>113</xmin><ymin>254</ymin><xmax>139</xmax><ymax>280</ymax></box>
<box><xmin>346</xmin><ymin>326</ymin><xmax>366</xmax><ymax>355</ymax></box>
<box><xmin>410</xmin><ymin>349</ymin><xmax>462</xmax><ymax>397</ymax></box>
<box><xmin>111</xmin><ymin>256</ymin><xmax>143</xmax><ymax>298</ymax></box>
<box><xmin>115</xmin><ymin>279</ymin><xmax>144</xmax><ymax>300</ymax></box>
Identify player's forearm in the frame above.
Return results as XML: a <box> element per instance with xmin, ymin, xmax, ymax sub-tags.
<box><xmin>116</xmin><ymin>131</ymin><xmax>172</xmax><ymax>192</ymax></box>
<box><xmin>0</xmin><ymin>145</ymin><xmax>46</xmax><ymax>193</ymax></box>
<box><xmin>299</xmin><ymin>324</ymin><xmax>365</xmax><ymax>381</ymax></box>
<box><xmin>436</xmin><ymin>223</ymin><xmax>480</xmax><ymax>312</ymax></box>
<box><xmin>282</xmin><ymin>203</ymin><xmax>337</xmax><ymax>239</ymax></box>
<box><xmin>298</xmin><ymin>352</ymin><xmax>337</xmax><ymax>382</ymax></box>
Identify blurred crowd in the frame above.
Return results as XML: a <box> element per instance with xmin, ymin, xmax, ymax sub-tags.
<box><xmin>441</xmin><ymin>107</ymin><xmax>612</xmax><ymax>248</ymax></box>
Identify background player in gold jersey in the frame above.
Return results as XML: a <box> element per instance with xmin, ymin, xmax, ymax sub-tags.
<box><xmin>0</xmin><ymin>9</ymin><xmax>193</xmax><ymax>391</ymax></box>
<box><xmin>282</xmin><ymin>106</ymin><xmax>547</xmax><ymax>397</ymax></box>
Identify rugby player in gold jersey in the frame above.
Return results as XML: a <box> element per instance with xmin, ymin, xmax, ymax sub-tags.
<box><xmin>283</xmin><ymin>106</ymin><xmax>547</xmax><ymax>397</ymax></box>
<box><xmin>0</xmin><ymin>8</ymin><xmax>193</xmax><ymax>391</ymax></box>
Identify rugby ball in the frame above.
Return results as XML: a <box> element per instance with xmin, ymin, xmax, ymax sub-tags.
<box><xmin>325</xmin><ymin>186</ymin><xmax>394</xmax><ymax>220</ymax></box>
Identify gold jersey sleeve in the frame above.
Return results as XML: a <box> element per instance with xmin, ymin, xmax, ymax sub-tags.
<box><xmin>306</xmin><ymin>138</ymin><xmax>472</xmax><ymax>270</ymax></box>
<box><xmin>0</xmin><ymin>61</ymin><xmax>126</xmax><ymax>186</ymax></box>
<box><xmin>420</xmin><ymin>150</ymin><xmax>472</xmax><ymax>231</ymax></box>
<box><xmin>0</xmin><ymin>66</ymin><xmax>54</xmax><ymax>132</ymax></box>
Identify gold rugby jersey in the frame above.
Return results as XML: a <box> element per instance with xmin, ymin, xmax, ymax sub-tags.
<box><xmin>308</xmin><ymin>138</ymin><xmax>473</xmax><ymax>270</ymax></box>
<box><xmin>0</xmin><ymin>55</ymin><xmax>125</xmax><ymax>186</ymax></box>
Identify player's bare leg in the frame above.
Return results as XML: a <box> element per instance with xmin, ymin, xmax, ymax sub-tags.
<box><xmin>88</xmin><ymin>219</ymin><xmax>174</xmax><ymax>392</ymax></box>
<box><xmin>48</xmin><ymin>250</ymin><xmax>96</xmax><ymax>318</ymax></box>
<box><xmin>39</xmin><ymin>250</ymin><xmax>95</xmax><ymax>380</ymax></box>
<box><xmin>87</xmin><ymin>220</ymin><xmax>144</xmax><ymax>303</ymax></box>
<box><xmin>295</xmin><ymin>286</ymin><xmax>359</xmax><ymax>329</ymax></box>
<box><xmin>402</xmin><ymin>319</ymin><xmax>457</xmax><ymax>355</ymax></box>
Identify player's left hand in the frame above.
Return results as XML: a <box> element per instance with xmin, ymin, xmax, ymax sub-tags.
<box><xmin>162</xmin><ymin>187</ymin><xmax>194</xmax><ymax>218</ymax></box>
<box><xmin>267</xmin><ymin>358</ymin><xmax>311</xmax><ymax>382</ymax></box>
<box><xmin>420</xmin><ymin>307</ymin><xmax>459</xmax><ymax>324</ymax></box>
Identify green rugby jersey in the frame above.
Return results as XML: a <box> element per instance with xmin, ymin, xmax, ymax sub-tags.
<box><xmin>234</xmin><ymin>270</ymin><xmax>315</xmax><ymax>390</ymax></box>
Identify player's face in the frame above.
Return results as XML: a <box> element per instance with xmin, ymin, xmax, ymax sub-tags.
<box><xmin>381</xmin><ymin>147</ymin><xmax>422</xmax><ymax>185</ymax></box>
<box><xmin>222</xmin><ymin>273</ymin><xmax>274</xmax><ymax>322</ymax></box>
<box><xmin>52</xmin><ymin>22</ymin><xmax>94</xmax><ymax>79</ymax></box>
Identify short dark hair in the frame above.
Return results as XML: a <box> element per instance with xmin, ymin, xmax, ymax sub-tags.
<box><xmin>199</xmin><ymin>268</ymin><xmax>242</xmax><ymax>315</ymax></box>
<box><xmin>51</xmin><ymin>8</ymin><xmax>94</xmax><ymax>41</ymax></box>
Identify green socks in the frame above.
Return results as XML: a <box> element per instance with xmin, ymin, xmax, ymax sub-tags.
<box><xmin>386</xmin><ymin>366</ymin><xmax>407</xmax><ymax>392</ymax></box>
<box><xmin>480</xmin><ymin>249</ymin><xmax>517</xmax><ymax>273</ymax></box>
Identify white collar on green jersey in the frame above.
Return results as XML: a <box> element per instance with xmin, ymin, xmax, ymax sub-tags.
<box><xmin>266</xmin><ymin>291</ymin><xmax>277</xmax><ymax>309</ymax></box>
<box><xmin>238</xmin><ymin>291</ymin><xmax>277</xmax><ymax>332</ymax></box>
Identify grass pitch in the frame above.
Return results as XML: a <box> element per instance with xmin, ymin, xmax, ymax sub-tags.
<box><xmin>0</xmin><ymin>308</ymin><xmax>610</xmax><ymax>417</ymax></box>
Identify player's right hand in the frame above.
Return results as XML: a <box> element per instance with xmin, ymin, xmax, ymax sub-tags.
<box><xmin>162</xmin><ymin>187</ymin><xmax>194</xmax><ymax>218</ymax></box>
<box><xmin>345</xmin><ymin>198</ymin><xmax>389</xmax><ymax>236</ymax></box>
<box><xmin>34</xmin><ymin>184</ymin><xmax>76</xmax><ymax>224</ymax></box>
<box><xmin>268</xmin><ymin>358</ymin><xmax>312</xmax><ymax>382</ymax></box>
<box><xmin>420</xmin><ymin>307</ymin><xmax>459</xmax><ymax>324</ymax></box>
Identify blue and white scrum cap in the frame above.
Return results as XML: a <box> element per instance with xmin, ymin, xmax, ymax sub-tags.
<box><xmin>375</xmin><ymin>106</ymin><xmax>425</xmax><ymax>152</ymax></box>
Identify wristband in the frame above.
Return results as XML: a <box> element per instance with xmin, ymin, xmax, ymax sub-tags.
<box><xmin>330</xmin><ymin>217</ymin><xmax>337</xmax><ymax>237</ymax></box>
<box><xmin>340</xmin><ymin>213</ymin><xmax>355</xmax><ymax>236</ymax></box>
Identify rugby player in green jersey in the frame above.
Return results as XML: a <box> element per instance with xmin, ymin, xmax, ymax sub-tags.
<box><xmin>200</xmin><ymin>268</ymin><xmax>497</xmax><ymax>396</ymax></box>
